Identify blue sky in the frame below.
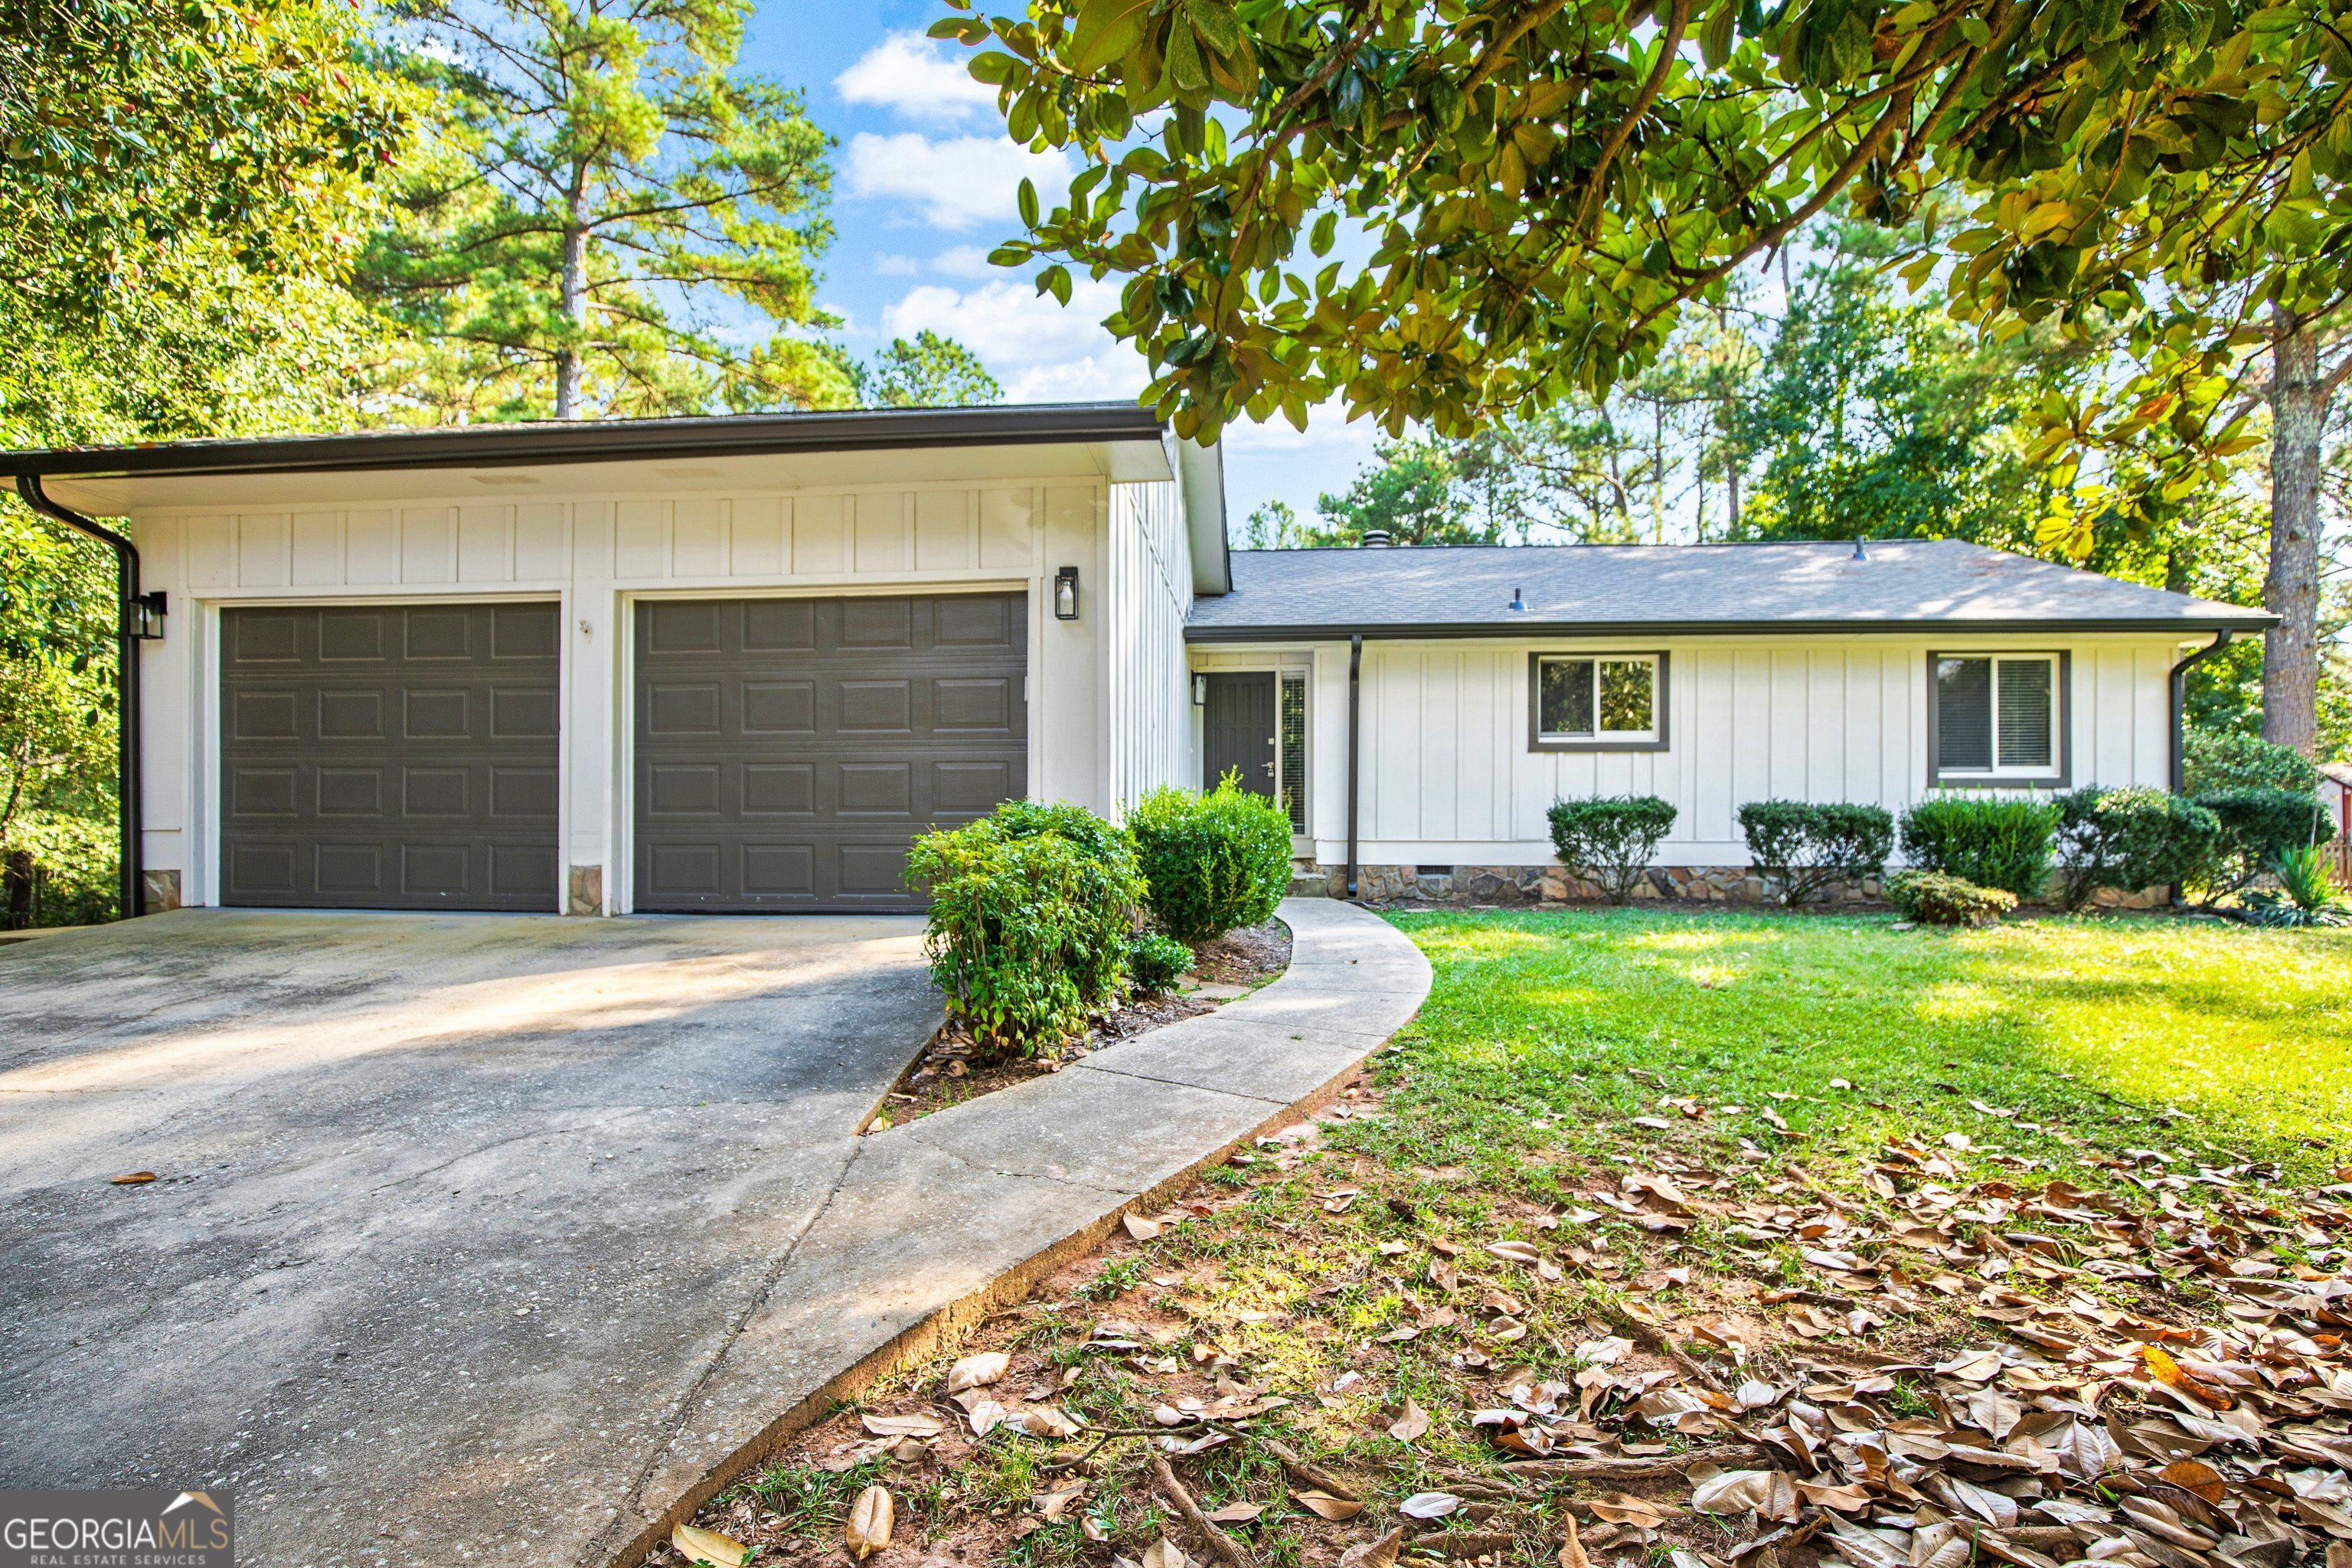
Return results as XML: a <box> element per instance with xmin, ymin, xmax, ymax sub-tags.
<box><xmin>738</xmin><ymin>0</ymin><xmax>1381</xmax><ymax>527</ymax></box>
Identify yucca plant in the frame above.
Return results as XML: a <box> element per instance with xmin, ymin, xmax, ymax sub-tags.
<box><xmin>2240</xmin><ymin>844</ymin><xmax>2350</xmax><ymax>929</ymax></box>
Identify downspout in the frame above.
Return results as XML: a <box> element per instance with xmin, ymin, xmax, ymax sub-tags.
<box><xmin>2168</xmin><ymin>631</ymin><xmax>2230</xmax><ymax>792</ymax></box>
<box><xmin>1345</xmin><ymin>633</ymin><xmax>1363</xmax><ymax>900</ymax></box>
<box><xmin>15</xmin><ymin>474</ymin><xmax>162</xmax><ymax>920</ymax></box>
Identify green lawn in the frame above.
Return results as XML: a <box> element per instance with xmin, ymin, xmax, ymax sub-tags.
<box><xmin>1366</xmin><ymin>906</ymin><xmax>2352</xmax><ymax>1191</ymax></box>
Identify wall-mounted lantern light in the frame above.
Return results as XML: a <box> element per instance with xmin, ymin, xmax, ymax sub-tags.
<box><xmin>1053</xmin><ymin>565</ymin><xmax>1080</xmax><ymax>621</ymax></box>
<box><xmin>1192</xmin><ymin>672</ymin><xmax>1209</xmax><ymax>707</ymax></box>
<box><xmin>129</xmin><ymin>590</ymin><xmax>168</xmax><ymax>640</ymax></box>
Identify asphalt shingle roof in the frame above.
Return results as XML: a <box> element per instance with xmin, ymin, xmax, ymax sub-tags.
<box><xmin>1183</xmin><ymin>539</ymin><xmax>2270</xmax><ymax>639</ymax></box>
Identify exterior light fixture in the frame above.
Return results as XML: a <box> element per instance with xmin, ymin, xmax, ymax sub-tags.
<box><xmin>1053</xmin><ymin>565</ymin><xmax>1080</xmax><ymax>620</ymax></box>
<box><xmin>129</xmin><ymin>590</ymin><xmax>168</xmax><ymax>640</ymax></box>
<box><xmin>1192</xmin><ymin>673</ymin><xmax>1208</xmax><ymax>707</ymax></box>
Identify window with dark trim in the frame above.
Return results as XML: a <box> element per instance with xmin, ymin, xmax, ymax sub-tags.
<box><xmin>1930</xmin><ymin>653</ymin><xmax>2064</xmax><ymax>782</ymax></box>
<box><xmin>1279</xmin><ymin>672</ymin><xmax>1308</xmax><ymax>834</ymax></box>
<box><xmin>1528</xmin><ymin>652</ymin><xmax>1668</xmax><ymax>751</ymax></box>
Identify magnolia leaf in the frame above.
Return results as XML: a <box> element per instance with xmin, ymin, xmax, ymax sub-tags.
<box><xmin>1387</xmin><ymin>1395</ymin><xmax>1430</xmax><ymax>1442</ymax></box>
<box><xmin>946</xmin><ymin>1351</ymin><xmax>1010</xmax><ymax>1392</ymax></box>
<box><xmin>1204</xmin><ymin>1501</ymin><xmax>1265</xmax><ymax>1524</ymax></box>
<box><xmin>846</xmin><ymin>1485</ymin><xmax>894</xmax><ymax>1561</ymax></box>
<box><xmin>1143</xmin><ymin>1539</ymin><xmax>1196</xmax><ymax>1568</ymax></box>
<box><xmin>672</xmin><ymin>1524</ymin><xmax>753</xmax><ymax>1568</ymax></box>
<box><xmin>1400</xmin><ymin>1493</ymin><xmax>1461</xmax><ymax>1519</ymax></box>
<box><xmin>1339</xmin><ymin>1526</ymin><xmax>1406</xmax><ymax>1568</ymax></box>
<box><xmin>1560</xmin><ymin>1514</ymin><xmax>1592</xmax><ymax>1568</ymax></box>
<box><xmin>1295</xmin><ymin>1490</ymin><xmax>1365</xmax><ymax>1521</ymax></box>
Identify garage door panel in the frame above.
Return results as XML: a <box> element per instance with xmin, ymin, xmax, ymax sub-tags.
<box><xmin>647</xmin><ymin>681</ymin><xmax>721</xmax><ymax>734</ymax></box>
<box><xmin>634</xmin><ymin>593</ymin><xmax>1025</xmax><ymax>912</ymax></box>
<box><xmin>319</xmin><ymin>691</ymin><xmax>384</xmax><ymax>739</ymax></box>
<box><xmin>492</xmin><ymin>766</ymin><xmax>560</xmax><ymax>818</ymax></box>
<box><xmin>319</xmin><ymin>613</ymin><xmax>384</xmax><ymax>660</ymax></box>
<box><xmin>318</xmin><ymin>768</ymin><xmax>385</xmax><ymax>816</ymax></box>
<box><xmin>222</xmin><ymin>603</ymin><xmax>558</xmax><ymax>911</ymax></box>
<box><xmin>234</xmin><ymin>691</ymin><xmax>301</xmax><ymax>740</ymax></box>
<box><xmin>493</xmin><ymin>687</ymin><xmax>560</xmax><ymax>737</ymax></box>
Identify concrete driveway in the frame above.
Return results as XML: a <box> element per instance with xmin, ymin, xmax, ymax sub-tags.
<box><xmin>0</xmin><ymin>910</ymin><xmax>938</xmax><ymax>1564</ymax></box>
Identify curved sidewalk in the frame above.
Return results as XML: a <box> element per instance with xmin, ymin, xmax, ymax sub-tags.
<box><xmin>588</xmin><ymin>896</ymin><xmax>1431</xmax><ymax>1566</ymax></box>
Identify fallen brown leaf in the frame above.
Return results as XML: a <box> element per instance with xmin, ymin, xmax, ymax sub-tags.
<box><xmin>1388</xmin><ymin>1395</ymin><xmax>1430</xmax><ymax>1443</ymax></box>
<box><xmin>1295</xmin><ymin>1491</ymin><xmax>1364</xmax><ymax>1521</ymax></box>
<box><xmin>846</xmin><ymin>1485</ymin><xmax>893</xmax><ymax>1561</ymax></box>
<box><xmin>671</xmin><ymin>1524</ymin><xmax>752</xmax><ymax>1567</ymax></box>
<box><xmin>945</xmin><ymin>1351</ymin><xmax>1009</xmax><ymax>1392</ymax></box>
<box><xmin>1338</xmin><ymin>1526</ymin><xmax>1406</xmax><ymax>1568</ymax></box>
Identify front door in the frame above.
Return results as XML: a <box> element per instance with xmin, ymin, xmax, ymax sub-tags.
<box><xmin>1202</xmin><ymin>671</ymin><xmax>1277</xmax><ymax>800</ymax></box>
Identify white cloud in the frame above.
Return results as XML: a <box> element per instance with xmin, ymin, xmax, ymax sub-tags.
<box><xmin>843</xmin><ymin>132</ymin><xmax>1072</xmax><ymax>231</ymax></box>
<box><xmin>834</xmin><ymin>31</ymin><xmax>998</xmax><ymax>122</ymax></box>
<box><xmin>932</xmin><ymin>244</ymin><xmax>1000</xmax><ymax>279</ymax></box>
<box><xmin>880</xmin><ymin>276</ymin><xmax>1129</xmax><ymax>371</ymax></box>
<box><xmin>873</xmin><ymin>253</ymin><xmax>924</xmax><ymax>276</ymax></box>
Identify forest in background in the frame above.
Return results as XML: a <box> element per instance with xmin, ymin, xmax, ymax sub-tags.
<box><xmin>2</xmin><ymin>0</ymin><xmax>2344</xmax><ymax>924</ymax></box>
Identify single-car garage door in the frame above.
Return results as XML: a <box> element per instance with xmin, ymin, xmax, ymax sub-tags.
<box><xmin>220</xmin><ymin>603</ymin><xmax>561</xmax><ymax>910</ymax></box>
<box><xmin>633</xmin><ymin>593</ymin><xmax>1027</xmax><ymax>912</ymax></box>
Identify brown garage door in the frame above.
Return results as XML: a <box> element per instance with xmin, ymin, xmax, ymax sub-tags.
<box><xmin>220</xmin><ymin>603</ymin><xmax>561</xmax><ymax>910</ymax></box>
<box><xmin>633</xmin><ymin>593</ymin><xmax>1027</xmax><ymax>912</ymax></box>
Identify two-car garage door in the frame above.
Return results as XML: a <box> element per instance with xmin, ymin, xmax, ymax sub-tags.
<box><xmin>220</xmin><ymin>594</ymin><xmax>1027</xmax><ymax>913</ymax></box>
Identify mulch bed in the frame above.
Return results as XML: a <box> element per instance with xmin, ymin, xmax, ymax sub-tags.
<box><xmin>867</xmin><ymin>920</ymin><xmax>1294</xmax><ymax>1131</ymax></box>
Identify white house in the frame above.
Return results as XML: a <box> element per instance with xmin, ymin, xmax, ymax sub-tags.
<box><xmin>7</xmin><ymin>403</ymin><xmax>2272</xmax><ymax>916</ymax></box>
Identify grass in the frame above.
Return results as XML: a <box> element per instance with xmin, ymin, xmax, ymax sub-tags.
<box><xmin>688</xmin><ymin>907</ymin><xmax>2352</xmax><ymax>1568</ymax></box>
<box><xmin>1372</xmin><ymin>906</ymin><xmax>2352</xmax><ymax>1188</ymax></box>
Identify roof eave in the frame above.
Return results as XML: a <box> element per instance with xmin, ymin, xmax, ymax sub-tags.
<box><xmin>1184</xmin><ymin>613</ymin><xmax>2278</xmax><ymax>642</ymax></box>
<box><xmin>0</xmin><ymin>403</ymin><xmax>1168</xmax><ymax>482</ymax></box>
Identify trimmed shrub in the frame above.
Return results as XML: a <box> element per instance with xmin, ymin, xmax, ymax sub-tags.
<box><xmin>1736</xmin><ymin>800</ymin><xmax>1894</xmax><ymax>906</ymax></box>
<box><xmin>1130</xmin><ymin>776</ymin><xmax>1294</xmax><ymax>943</ymax></box>
<box><xmin>2184</xmin><ymin>730</ymin><xmax>2322</xmax><ymax>796</ymax></box>
<box><xmin>1547</xmin><ymin>794</ymin><xmax>1678</xmax><ymax>904</ymax></box>
<box><xmin>1898</xmin><ymin>795</ymin><xmax>2060</xmax><ymax>903</ymax></box>
<box><xmin>906</xmin><ymin>801</ymin><xmax>1145</xmax><ymax>1054</ymax></box>
<box><xmin>2194</xmin><ymin>787</ymin><xmax>2331</xmax><ymax>896</ymax></box>
<box><xmin>2052</xmin><ymin>786</ymin><xmax>2221</xmax><ymax>911</ymax></box>
<box><xmin>1887</xmin><ymin>870</ymin><xmax>2017</xmax><ymax>927</ymax></box>
<box><xmin>1125</xmin><ymin>933</ymin><xmax>1194</xmax><ymax>993</ymax></box>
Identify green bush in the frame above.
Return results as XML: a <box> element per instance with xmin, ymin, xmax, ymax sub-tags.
<box><xmin>1736</xmin><ymin>800</ymin><xmax>1894</xmax><ymax>906</ymax></box>
<box><xmin>1125</xmin><ymin>933</ymin><xmax>1194</xmax><ymax>993</ymax></box>
<box><xmin>2</xmin><ymin>809</ymin><xmax>118</xmax><ymax>927</ymax></box>
<box><xmin>2193</xmin><ymin>787</ymin><xmax>2330</xmax><ymax>897</ymax></box>
<box><xmin>1129</xmin><ymin>776</ymin><xmax>1293</xmax><ymax>943</ymax></box>
<box><xmin>1546</xmin><ymin>794</ymin><xmax>1677</xmax><ymax>904</ymax></box>
<box><xmin>906</xmin><ymin>800</ymin><xmax>1144</xmax><ymax>1054</ymax></box>
<box><xmin>2052</xmin><ymin>786</ymin><xmax>2221</xmax><ymax>911</ymax></box>
<box><xmin>1887</xmin><ymin>869</ymin><xmax>2017</xmax><ymax>927</ymax></box>
<box><xmin>1898</xmin><ymin>795</ymin><xmax>2060</xmax><ymax>902</ymax></box>
<box><xmin>2184</xmin><ymin>730</ymin><xmax>2322</xmax><ymax>795</ymax></box>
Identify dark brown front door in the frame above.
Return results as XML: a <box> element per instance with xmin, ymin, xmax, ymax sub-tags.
<box><xmin>219</xmin><ymin>603</ymin><xmax>561</xmax><ymax>910</ymax></box>
<box><xmin>1203</xmin><ymin>671</ymin><xmax>1278</xmax><ymax>799</ymax></box>
<box><xmin>632</xmin><ymin>593</ymin><xmax>1027</xmax><ymax>912</ymax></box>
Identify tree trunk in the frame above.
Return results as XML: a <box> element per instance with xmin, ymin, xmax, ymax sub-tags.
<box><xmin>2262</xmin><ymin>313</ymin><xmax>2327</xmax><ymax>757</ymax></box>
<box><xmin>555</xmin><ymin>170</ymin><xmax>589</xmax><ymax>419</ymax></box>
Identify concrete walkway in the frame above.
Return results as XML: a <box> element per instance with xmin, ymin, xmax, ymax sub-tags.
<box><xmin>586</xmin><ymin>897</ymin><xmax>1429</xmax><ymax>1566</ymax></box>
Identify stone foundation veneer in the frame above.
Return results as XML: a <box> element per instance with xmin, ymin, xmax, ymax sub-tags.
<box><xmin>1312</xmin><ymin>864</ymin><xmax>2166</xmax><ymax>910</ymax></box>
<box><xmin>567</xmin><ymin>864</ymin><xmax>604</xmax><ymax>916</ymax></box>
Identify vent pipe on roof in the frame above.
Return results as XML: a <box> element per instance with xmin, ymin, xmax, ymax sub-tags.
<box><xmin>1359</xmin><ymin>529</ymin><xmax>1391</xmax><ymax>547</ymax></box>
<box><xmin>1509</xmin><ymin>586</ymin><xmax>1526</xmax><ymax>611</ymax></box>
<box><xmin>1851</xmin><ymin>536</ymin><xmax>1868</xmax><ymax>560</ymax></box>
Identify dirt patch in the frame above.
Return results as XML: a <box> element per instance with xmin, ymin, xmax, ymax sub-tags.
<box><xmin>867</xmin><ymin>920</ymin><xmax>1293</xmax><ymax>1131</ymax></box>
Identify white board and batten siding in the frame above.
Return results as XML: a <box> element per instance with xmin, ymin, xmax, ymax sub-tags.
<box><xmin>1196</xmin><ymin>633</ymin><xmax>2183</xmax><ymax>869</ymax></box>
<box><xmin>132</xmin><ymin>473</ymin><xmax>1186</xmax><ymax>909</ymax></box>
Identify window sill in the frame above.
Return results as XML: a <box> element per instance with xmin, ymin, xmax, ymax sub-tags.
<box><xmin>1530</xmin><ymin>737</ymin><xmax>1670</xmax><ymax>753</ymax></box>
<box><xmin>1929</xmin><ymin>773</ymin><xmax>2066</xmax><ymax>789</ymax></box>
